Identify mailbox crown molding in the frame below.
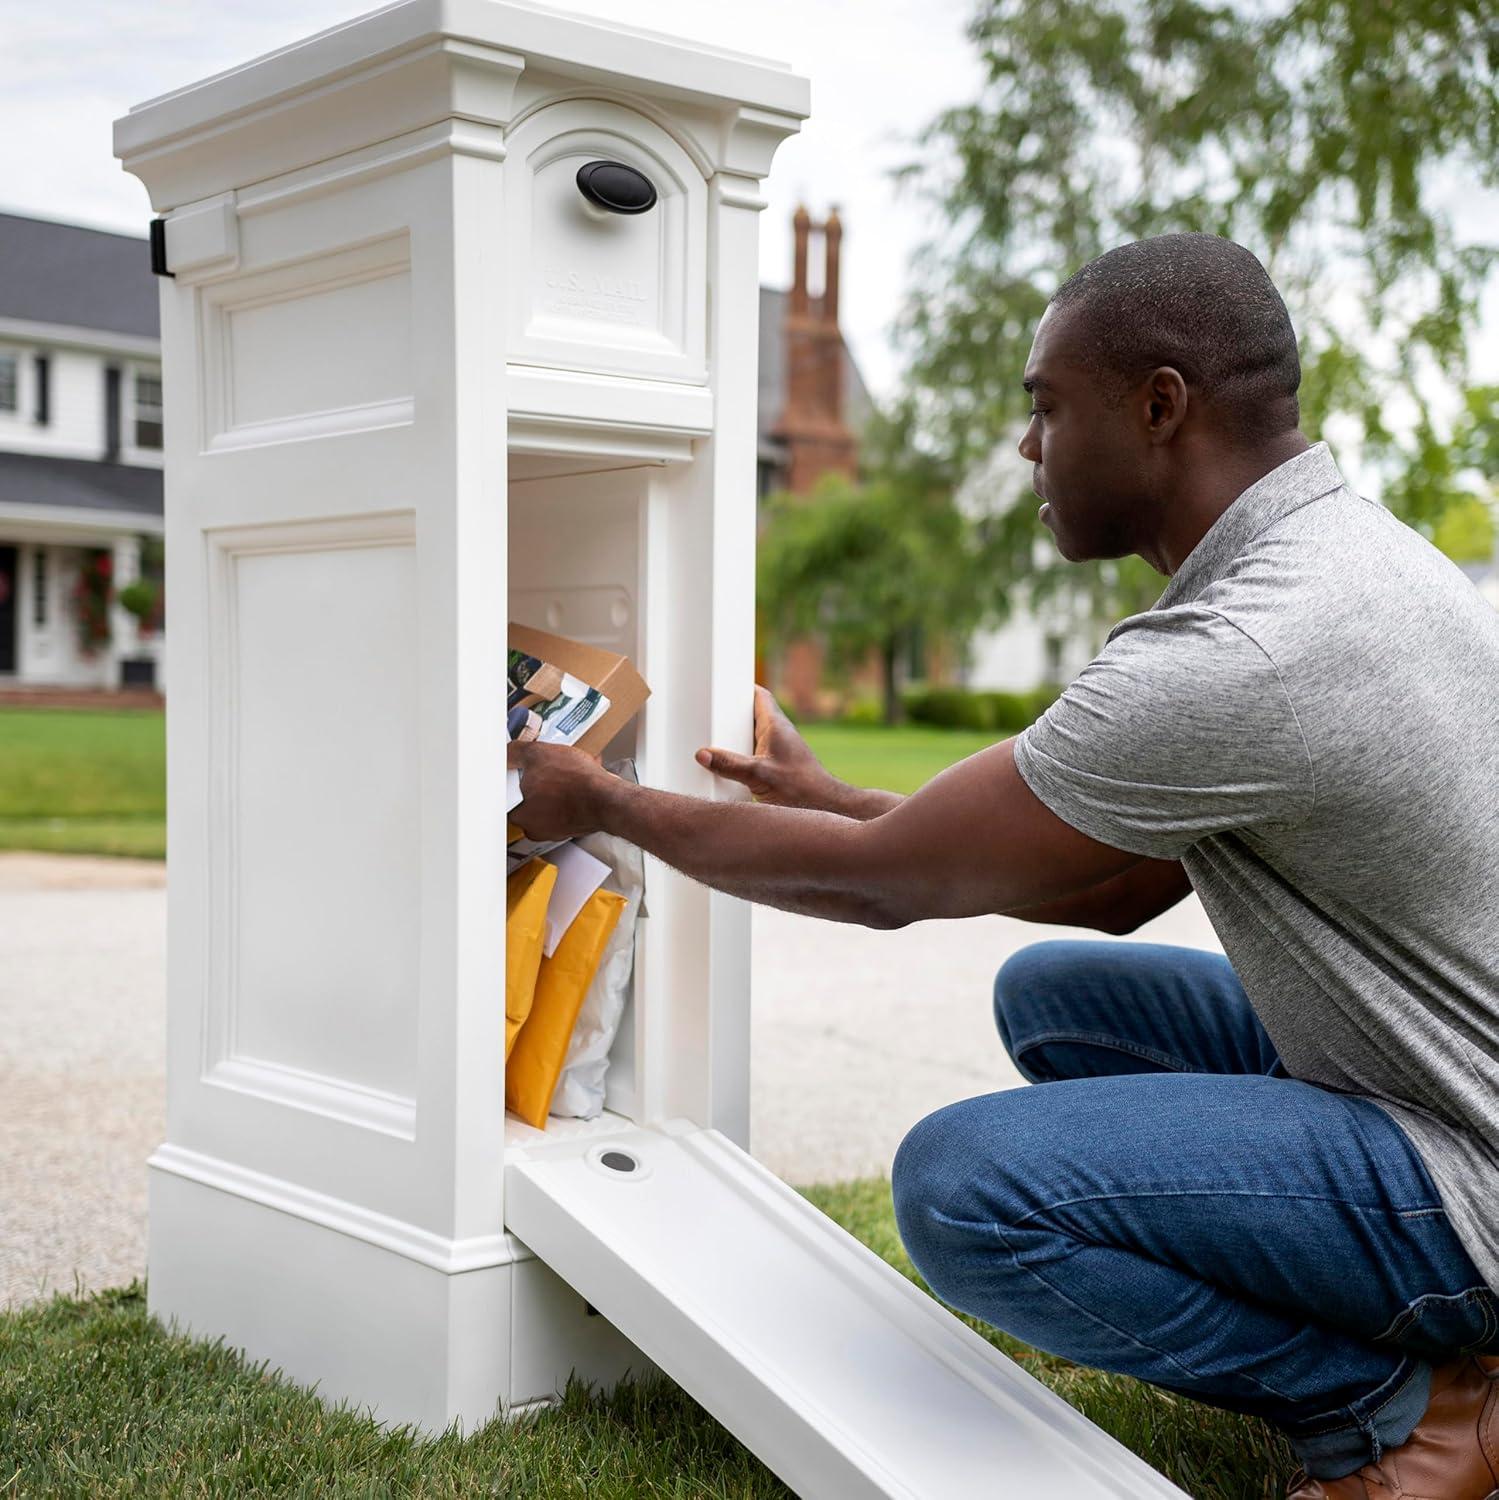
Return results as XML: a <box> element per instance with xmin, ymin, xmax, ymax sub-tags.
<box><xmin>114</xmin><ymin>0</ymin><xmax>809</xmax><ymax>211</ymax></box>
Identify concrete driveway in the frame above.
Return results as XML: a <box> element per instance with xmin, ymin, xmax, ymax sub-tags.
<box><xmin>0</xmin><ymin>852</ymin><xmax>1219</xmax><ymax>1307</ymax></box>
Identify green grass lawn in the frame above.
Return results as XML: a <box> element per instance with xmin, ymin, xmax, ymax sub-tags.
<box><xmin>0</xmin><ymin>707</ymin><xmax>166</xmax><ymax>858</ymax></box>
<box><xmin>0</xmin><ymin>707</ymin><xmax>1285</xmax><ymax>1491</ymax></box>
<box><xmin>801</xmin><ymin>721</ymin><xmax>1002</xmax><ymax>795</ymax></box>
<box><xmin>0</xmin><ymin>709</ymin><xmax>1001</xmax><ymax>861</ymax></box>
<box><xmin>0</xmin><ymin>1179</ymin><xmax>1290</xmax><ymax>1498</ymax></box>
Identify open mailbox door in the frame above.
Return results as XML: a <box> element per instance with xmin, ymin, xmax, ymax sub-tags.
<box><xmin>506</xmin><ymin>1120</ymin><xmax>1189</xmax><ymax>1500</ymax></box>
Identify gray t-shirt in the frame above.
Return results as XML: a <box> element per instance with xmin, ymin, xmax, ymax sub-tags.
<box><xmin>1013</xmin><ymin>442</ymin><xmax>1499</xmax><ymax>1290</ymax></box>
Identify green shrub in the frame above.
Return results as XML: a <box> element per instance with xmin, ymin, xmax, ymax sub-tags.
<box><xmin>838</xmin><ymin>696</ymin><xmax>885</xmax><ymax>726</ymax></box>
<box><xmin>904</xmin><ymin>685</ymin><xmax>995</xmax><ymax>731</ymax></box>
<box><xmin>984</xmin><ymin>690</ymin><xmax>1031</xmax><ymax>732</ymax></box>
<box><xmin>902</xmin><ymin>683</ymin><xmax>1065</xmax><ymax>734</ymax></box>
<box><xmin>1025</xmin><ymin>681</ymin><xmax>1065</xmax><ymax>720</ymax></box>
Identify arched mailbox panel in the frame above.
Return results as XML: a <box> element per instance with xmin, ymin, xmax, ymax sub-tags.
<box><xmin>506</xmin><ymin>98</ymin><xmax>707</xmax><ymax>382</ymax></box>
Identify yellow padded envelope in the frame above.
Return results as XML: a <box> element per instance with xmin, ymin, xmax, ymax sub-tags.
<box><xmin>506</xmin><ymin>859</ymin><xmax>557</xmax><ymax>1061</ymax></box>
<box><xmin>506</xmin><ymin>886</ymin><xmax>627</xmax><ymax>1128</ymax></box>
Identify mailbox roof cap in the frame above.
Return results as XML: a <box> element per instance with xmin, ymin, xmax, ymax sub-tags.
<box><xmin>116</xmin><ymin>0</ymin><xmax>810</xmax><ymax>173</ymax></box>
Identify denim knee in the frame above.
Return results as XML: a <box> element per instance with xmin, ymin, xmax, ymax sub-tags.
<box><xmin>892</xmin><ymin>1098</ymin><xmax>1027</xmax><ymax>1308</ymax></box>
<box><xmin>893</xmin><ymin>1106</ymin><xmax>968</xmax><ymax>1300</ymax></box>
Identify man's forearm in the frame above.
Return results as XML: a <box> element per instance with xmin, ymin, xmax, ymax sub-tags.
<box><xmin>820</xmin><ymin>782</ymin><xmax>903</xmax><ymax>820</ymax></box>
<box><xmin>515</xmin><ymin>733</ymin><xmax>1144</xmax><ymax>930</ymax></box>
<box><xmin>593</xmin><ymin>777</ymin><xmax>896</xmax><ymax>924</ymax></box>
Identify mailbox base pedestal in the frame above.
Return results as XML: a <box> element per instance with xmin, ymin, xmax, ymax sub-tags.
<box><xmin>147</xmin><ymin>1150</ymin><xmax>651</xmax><ymax>1431</ymax></box>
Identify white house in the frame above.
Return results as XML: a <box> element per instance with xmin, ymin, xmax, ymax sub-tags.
<box><xmin>0</xmin><ymin>211</ymin><xmax>165</xmax><ymax>691</ymax></box>
<box><xmin>955</xmin><ymin>440</ymin><xmax>1100</xmax><ymax>692</ymax></box>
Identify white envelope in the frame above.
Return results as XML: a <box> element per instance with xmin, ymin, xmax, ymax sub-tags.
<box><xmin>542</xmin><ymin>841</ymin><xmax>611</xmax><ymax>957</ymax></box>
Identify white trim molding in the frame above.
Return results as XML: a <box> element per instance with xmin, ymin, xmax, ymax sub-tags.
<box><xmin>0</xmin><ymin>503</ymin><xmax>164</xmax><ymax>540</ymax></box>
<box><xmin>0</xmin><ymin>317</ymin><xmax>160</xmax><ymax>361</ymax></box>
<box><xmin>150</xmin><ymin>1142</ymin><xmax>532</xmax><ymax>1273</ymax></box>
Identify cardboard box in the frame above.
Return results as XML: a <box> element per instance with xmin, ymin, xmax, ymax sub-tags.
<box><xmin>509</xmin><ymin>623</ymin><xmax>650</xmax><ymax>757</ymax></box>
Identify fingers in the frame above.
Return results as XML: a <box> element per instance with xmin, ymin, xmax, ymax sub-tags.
<box><xmin>752</xmin><ymin>685</ymin><xmax>787</xmax><ymax>754</ymax></box>
<box><xmin>695</xmin><ymin>745</ymin><xmax>759</xmax><ymax>785</ymax></box>
<box><xmin>694</xmin><ymin>687</ymin><xmax>790</xmax><ymax>781</ymax></box>
<box><xmin>752</xmin><ymin>683</ymin><xmax>786</xmax><ymax>729</ymax></box>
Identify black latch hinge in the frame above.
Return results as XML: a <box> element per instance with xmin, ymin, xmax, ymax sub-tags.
<box><xmin>149</xmin><ymin>218</ymin><xmax>174</xmax><ymax>278</ymax></box>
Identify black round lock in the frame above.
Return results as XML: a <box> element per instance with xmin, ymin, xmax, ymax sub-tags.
<box><xmin>600</xmin><ymin>1150</ymin><xmax>638</xmax><ymax>1174</ymax></box>
<box><xmin>576</xmin><ymin>160</ymin><xmax>658</xmax><ymax>216</ymax></box>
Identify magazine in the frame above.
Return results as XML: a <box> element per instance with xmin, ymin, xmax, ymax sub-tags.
<box><xmin>506</xmin><ymin>650</ymin><xmax>612</xmax><ymax>812</ymax></box>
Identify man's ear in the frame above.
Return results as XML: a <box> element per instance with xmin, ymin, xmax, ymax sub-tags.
<box><xmin>1143</xmin><ymin>366</ymin><xmax>1188</xmax><ymax>444</ymax></box>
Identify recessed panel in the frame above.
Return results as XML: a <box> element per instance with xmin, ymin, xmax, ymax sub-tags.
<box><xmin>229</xmin><ymin>270</ymin><xmax>411</xmax><ymax>428</ymax></box>
<box><xmin>228</xmin><ymin>533</ymin><xmax>420</xmax><ymax>1106</ymax></box>
<box><xmin>203</xmin><ymin>235</ymin><xmax>413</xmax><ymax>447</ymax></box>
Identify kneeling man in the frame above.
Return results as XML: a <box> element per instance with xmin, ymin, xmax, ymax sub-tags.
<box><xmin>510</xmin><ymin>233</ymin><xmax>1499</xmax><ymax>1498</ymax></box>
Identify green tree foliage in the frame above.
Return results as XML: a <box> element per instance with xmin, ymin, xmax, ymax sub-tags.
<box><xmin>898</xmin><ymin>0</ymin><xmax>1499</xmax><ymax>620</ymax></box>
<box><xmin>758</xmin><ymin>450</ymin><xmax>987</xmax><ymax>723</ymax></box>
<box><xmin>1390</xmin><ymin>385</ymin><xmax>1499</xmax><ymax>562</ymax></box>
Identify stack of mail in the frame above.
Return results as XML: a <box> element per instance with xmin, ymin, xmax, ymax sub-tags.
<box><xmin>503</xmin><ymin>627</ymin><xmax>651</xmax><ymax>1126</ymax></box>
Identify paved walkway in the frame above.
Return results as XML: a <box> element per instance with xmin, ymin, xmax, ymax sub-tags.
<box><xmin>1</xmin><ymin>855</ymin><xmax>167</xmax><ymax>1308</ymax></box>
<box><xmin>0</xmin><ymin>852</ymin><xmax>1219</xmax><ymax>1307</ymax></box>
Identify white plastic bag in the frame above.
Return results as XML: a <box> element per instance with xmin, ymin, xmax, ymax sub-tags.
<box><xmin>547</xmin><ymin>763</ymin><xmax>646</xmax><ymax>1120</ymax></box>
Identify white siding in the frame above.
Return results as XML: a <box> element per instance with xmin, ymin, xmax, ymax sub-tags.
<box><xmin>964</xmin><ymin>613</ymin><xmax>1097</xmax><ymax>692</ymax></box>
<box><xmin>0</xmin><ymin>339</ymin><xmax>162</xmax><ymax>465</ymax></box>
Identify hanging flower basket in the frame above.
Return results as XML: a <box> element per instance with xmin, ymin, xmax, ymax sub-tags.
<box><xmin>118</xmin><ymin>578</ymin><xmax>164</xmax><ymax>639</ymax></box>
<box><xmin>73</xmin><ymin>549</ymin><xmax>114</xmax><ymax>657</ymax></box>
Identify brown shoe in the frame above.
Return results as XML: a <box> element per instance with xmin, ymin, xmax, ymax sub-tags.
<box><xmin>1286</xmin><ymin>1356</ymin><xmax>1499</xmax><ymax>1498</ymax></box>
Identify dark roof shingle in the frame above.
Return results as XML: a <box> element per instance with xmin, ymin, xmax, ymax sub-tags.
<box><xmin>0</xmin><ymin>450</ymin><xmax>162</xmax><ymax>519</ymax></box>
<box><xmin>0</xmin><ymin>212</ymin><xmax>159</xmax><ymax>340</ymax></box>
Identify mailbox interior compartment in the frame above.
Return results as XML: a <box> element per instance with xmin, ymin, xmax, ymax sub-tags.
<box><xmin>506</xmin><ymin>457</ymin><xmax>657</xmax><ymax>1144</ymax></box>
<box><xmin>505</xmin><ymin>443</ymin><xmax>740</xmax><ymax>1148</ymax></box>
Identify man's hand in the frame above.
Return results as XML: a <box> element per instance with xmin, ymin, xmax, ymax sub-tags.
<box><xmin>695</xmin><ymin>686</ymin><xmax>899</xmax><ymax>819</ymax></box>
<box><xmin>507</xmin><ymin>741</ymin><xmax>616</xmax><ymax>843</ymax></box>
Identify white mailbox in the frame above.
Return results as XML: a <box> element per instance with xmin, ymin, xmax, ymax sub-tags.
<box><xmin>115</xmin><ymin>6</ymin><xmax>1185</xmax><ymax>1495</ymax></box>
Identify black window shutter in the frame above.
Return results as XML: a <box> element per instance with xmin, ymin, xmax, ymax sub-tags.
<box><xmin>104</xmin><ymin>365</ymin><xmax>122</xmax><ymax>462</ymax></box>
<box><xmin>34</xmin><ymin>354</ymin><xmax>50</xmax><ymax>426</ymax></box>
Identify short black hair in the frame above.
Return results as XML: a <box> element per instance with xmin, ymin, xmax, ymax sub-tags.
<box><xmin>1049</xmin><ymin>233</ymin><xmax>1301</xmax><ymax>440</ymax></box>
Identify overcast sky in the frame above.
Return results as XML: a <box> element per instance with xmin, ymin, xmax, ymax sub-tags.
<box><xmin>0</xmin><ymin>0</ymin><xmax>984</xmax><ymax>399</ymax></box>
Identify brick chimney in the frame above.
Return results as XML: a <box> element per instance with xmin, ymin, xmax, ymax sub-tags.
<box><xmin>774</xmin><ymin>206</ymin><xmax>857</xmax><ymax>495</ymax></box>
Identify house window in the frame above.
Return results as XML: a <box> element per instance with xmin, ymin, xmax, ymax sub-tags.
<box><xmin>134</xmin><ymin>370</ymin><xmax>163</xmax><ymax>449</ymax></box>
<box><xmin>33</xmin><ymin>549</ymin><xmax>47</xmax><ymax>628</ymax></box>
<box><xmin>0</xmin><ymin>353</ymin><xmax>17</xmax><ymax>413</ymax></box>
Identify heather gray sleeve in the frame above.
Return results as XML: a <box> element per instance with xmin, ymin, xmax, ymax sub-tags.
<box><xmin>1012</xmin><ymin>607</ymin><xmax>1315</xmax><ymax>859</ymax></box>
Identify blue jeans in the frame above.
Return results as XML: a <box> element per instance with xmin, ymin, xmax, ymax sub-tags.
<box><xmin>891</xmin><ymin>940</ymin><xmax>1499</xmax><ymax>1481</ymax></box>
